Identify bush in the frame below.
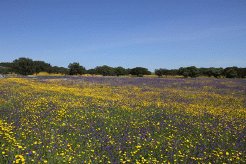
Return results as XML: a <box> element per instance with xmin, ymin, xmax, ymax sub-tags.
<box><xmin>130</xmin><ymin>67</ymin><xmax>151</xmax><ymax>77</ymax></box>
<box><xmin>12</xmin><ymin>57</ymin><xmax>35</xmax><ymax>75</ymax></box>
<box><xmin>94</xmin><ymin>65</ymin><xmax>115</xmax><ymax>76</ymax></box>
<box><xmin>68</xmin><ymin>62</ymin><xmax>86</xmax><ymax>75</ymax></box>
<box><xmin>179</xmin><ymin>66</ymin><xmax>200</xmax><ymax>78</ymax></box>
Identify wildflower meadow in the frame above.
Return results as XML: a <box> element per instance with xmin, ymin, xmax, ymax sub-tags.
<box><xmin>0</xmin><ymin>77</ymin><xmax>245</xmax><ymax>163</ymax></box>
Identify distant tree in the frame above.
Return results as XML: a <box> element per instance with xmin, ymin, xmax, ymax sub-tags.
<box><xmin>33</xmin><ymin>61</ymin><xmax>52</xmax><ymax>75</ymax></box>
<box><xmin>114</xmin><ymin>67</ymin><xmax>128</xmax><ymax>76</ymax></box>
<box><xmin>68</xmin><ymin>62</ymin><xmax>86</xmax><ymax>75</ymax></box>
<box><xmin>178</xmin><ymin>67</ymin><xmax>189</xmax><ymax>78</ymax></box>
<box><xmin>199</xmin><ymin>68</ymin><xmax>210</xmax><ymax>76</ymax></box>
<box><xmin>155</xmin><ymin>69</ymin><xmax>162</xmax><ymax>77</ymax></box>
<box><xmin>0</xmin><ymin>66</ymin><xmax>12</xmax><ymax>74</ymax></box>
<box><xmin>12</xmin><ymin>57</ymin><xmax>35</xmax><ymax>75</ymax></box>
<box><xmin>60</xmin><ymin>67</ymin><xmax>68</xmax><ymax>75</ymax></box>
<box><xmin>49</xmin><ymin>66</ymin><xmax>59</xmax><ymax>74</ymax></box>
<box><xmin>223</xmin><ymin>67</ymin><xmax>238</xmax><ymax>78</ymax></box>
<box><xmin>189</xmin><ymin>66</ymin><xmax>200</xmax><ymax>78</ymax></box>
<box><xmin>168</xmin><ymin>69</ymin><xmax>179</xmax><ymax>76</ymax></box>
<box><xmin>179</xmin><ymin>66</ymin><xmax>200</xmax><ymax>78</ymax></box>
<box><xmin>211</xmin><ymin>68</ymin><xmax>223</xmax><ymax>78</ymax></box>
<box><xmin>237</xmin><ymin>68</ymin><xmax>246</xmax><ymax>78</ymax></box>
<box><xmin>87</xmin><ymin>68</ymin><xmax>97</xmax><ymax>75</ymax></box>
<box><xmin>126</xmin><ymin>68</ymin><xmax>131</xmax><ymax>75</ymax></box>
<box><xmin>202</xmin><ymin>67</ymin><xmax>223</xmax><ymax>78</ymax></box>
<box><xmin>0</xmin><ymin>62</ymin><xmax>14</xmax><ymax>74</ymax></box>
<box><xmin>130</xmin><ymin>67</ymin><xmax>151</xmax><ymax>77</ymax></box>
<box><xmin>155</xmin><ymin>68</ymin><xmax>169</xmax><ymax>77</ymax></box>
<box><xmin>0</xmin><ymin>62</ymin><xmax>13</xmax><ymax>68</ymax></box>
<box><xmin>94</xmin><ymin>65</ymin><xmax>115</xmax><ymax>76</ymax></box>
<box><xmin>51</xmin><ymin>66</ymin><xmax>68</xmax><ymax>74</ymax></box>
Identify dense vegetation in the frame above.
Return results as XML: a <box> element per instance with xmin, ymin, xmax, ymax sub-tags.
<box><xmin>0</xmin><ymin>57</ymin><xmax>245</xmax><ymax>78</ymax></box>
<box><xmin>0</xmin><ymin>77</ymin><xmax>245</xmax><ymax>163</ymax></box>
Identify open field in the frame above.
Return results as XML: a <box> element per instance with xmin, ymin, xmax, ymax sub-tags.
<box><xmin>0</xmin><ymin>77</ymin><xmax>245</xmax><ymax>163</ymax></box>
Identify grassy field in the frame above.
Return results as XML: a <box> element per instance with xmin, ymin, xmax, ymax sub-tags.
<box><xmin>0</xmin><ymin>77</ymin><xmax>245</xmax><ymax>163</ymax></box>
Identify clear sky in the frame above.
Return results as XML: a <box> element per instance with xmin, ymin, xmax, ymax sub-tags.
<box><xmin>0</xmin><ymin>0</ymin><xmax>246</xmax><ymax>70</ymax></box>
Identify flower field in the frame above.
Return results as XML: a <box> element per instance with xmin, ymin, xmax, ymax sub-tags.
<box><xmin>0</xmin><ymin>77</ymin><xmax>245</xmax><ymax>163</ymax></box>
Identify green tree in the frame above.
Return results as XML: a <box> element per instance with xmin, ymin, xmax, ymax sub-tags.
<box><xmin>211</xmin><ymin>68</ymin><xmax>223</xmax><ymax>78</ymax></box>
<box><xmin>223</xmin><ymin>67</ymin><xmax>238</xmax><ymax>78</ymax></box>
<box><xmin>202</xmin><ymin>67</ymin><xmax>223</xmax><ymax>78</ymax></box>
<box><xmin>0</xmin><ymin>66</ymin><xmax>12</xmax><ymax>74</ymax></box>
<box><xmin>68</xmin><ymin>62</ymin><xmax>86</xmax><ymax>75</ymax></box>
<box><xmin>155</xmin><ymin>68</ymin><xmax>169</xmax><ymax>77</ymax></box>
<box><xmin>155</xmin><ymin>69</ymin><xmax>162</xmax><ymax>77</ymax></box>
<box><xmin>237</xmin><ymin>68</ymin><xmax>246</xmax><ymax>78</ymax></box>
<box><xmin>114</xmin><ymin>67</ymin><xmax>128</xmax><ymax>76</ymax></box>
<box><xmin>87</xmin><ymin>68</ymin><xmax>97</xmax><ymax>75</ymax></box>
<box><xmin>0</xmin><ymin>62</ymin><xmax>13</xmax><ymax>68</ymax></box>
<box><xmin>0</xmin><ymin>62</ymin><xmax>14</xmax><ymax>74</ymax></box>
<box><xmin>33</xmin><ymin>61</ymin><xmax>52</xmax><ymax>75</ymax></box>
<box><xmin>179</xmin><ymin>66</ymin><xmax>200</xmax><ymax>78</ymax></box>
<box><xmin>94</xmin><ymin>65</ymin><xmax>115</xmax><ymax>76</ymax></box>
<box><xmin>12</xmin><ymin>57</ymin><xmax>35</xmax><ymax>75</ymax></box>
<box><xmin>130</xmin><ymin>67</ymin><xmax>151</xmax><ymax>77</ymax></box>
<box><xmin>168</xmin><ymin>69</ymin><xmax>179</xmax><ymax>76</ymax></box>
<box><xmin>51</xmin><ymin>66</ymin><xmax>68</xmax><ymax>74</ymax></box>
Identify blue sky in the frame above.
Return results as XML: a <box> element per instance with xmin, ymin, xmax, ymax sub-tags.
<box><xmin>0</xmin><ymin>0</ymin><xmax>246</xmax><ymax>70</ymax></box>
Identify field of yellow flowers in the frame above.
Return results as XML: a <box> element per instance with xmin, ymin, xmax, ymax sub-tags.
<box><xmin>0</xmin><ymin>77</ymin><xmax>245</xmax><ymax>163</ymax></box>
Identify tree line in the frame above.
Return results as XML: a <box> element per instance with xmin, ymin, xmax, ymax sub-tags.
<box><xmin>155</xmin><ymin>66</ymin><xmax>246</xmax><ymax>78</ymax></box>
<box><xmin>0</xmin><ymin>57</ymin><xmax>245</xmax><ymax>78</ymax></box>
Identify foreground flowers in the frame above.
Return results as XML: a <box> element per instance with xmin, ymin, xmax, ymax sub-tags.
<box><xmin>0</xmin><ymin>77</ymin><xmax>245</xmax><ymax>163</ymax></box>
